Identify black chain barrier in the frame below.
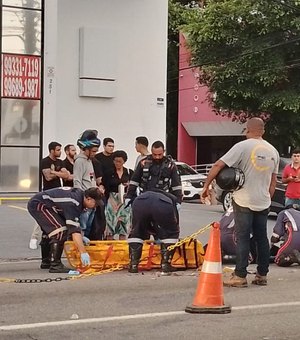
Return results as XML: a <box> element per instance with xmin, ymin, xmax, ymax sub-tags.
<box><xmin>14</xmin><ymin>277</ymin><xmax>71</xmax><ymax>283</ymax></box>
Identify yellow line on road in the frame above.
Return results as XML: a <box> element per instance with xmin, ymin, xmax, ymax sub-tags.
<box><xmin>0</xmin><ymin>197</ymin><xmax>30</xmax><ymax>206</ymax></box>
<box><xmin>0</xmin><ymin>197</ymin><xmax>30</xmax><ymax>203</ymax></box>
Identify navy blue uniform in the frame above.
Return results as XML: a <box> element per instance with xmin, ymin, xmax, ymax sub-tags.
<box><xmin>126</xmin><ymin>155</ymin><xmax>182</xmax><ymax>273</ymax></box>
<box><xmin>272</xmin><ymin>208</ymin><xmax>300</xmax><ymax>266</ymax></box>
<box><xmin>220</xmin><ymin>208</ymin><xmax>257</xmax><ymax>263</ymax></box>
<box><xmin>128</xmin><ymin>191</ymin><xmax>179</xmax><ymax>244</ymax></box>
<box><xmin>126</xmin><ymin>155</ymin><xmax>182</xmax><ymax>204</ymax></box>
<box><xmin>220</xmin><ymin>208</ymin><xmax>236</xmax><ymax>256</ymax></box>
<box><xmin>28</xmin><ymin>187</ymin><xmax>83</xmax><ymax>243</ymax></box>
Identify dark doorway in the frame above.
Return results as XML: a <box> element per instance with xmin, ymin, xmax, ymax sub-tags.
<box><xmin>196</xmin><ymin>136</ymin><xmax>245</xmax><ymax>164</ymax></box>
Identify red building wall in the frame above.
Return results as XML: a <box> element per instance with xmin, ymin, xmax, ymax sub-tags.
<box><xmin>177</xmin><ymin>33</ymin><xmax>233</xmax><ymax>165</ymax></box>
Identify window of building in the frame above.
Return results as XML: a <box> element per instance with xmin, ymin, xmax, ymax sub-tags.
<box><xmin>2</xmin><ymin>0</ymin><xmax>42</xmax><ymax>10</ymax></box>
<box><xmin>0</xmin><ymin>1</ymin><xmax>43</xmax><ymax>192</ymax></box>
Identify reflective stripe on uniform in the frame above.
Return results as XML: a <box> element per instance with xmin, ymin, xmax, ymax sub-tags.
<box><xmin>172</xmin><ymin>186</ymin><xmax>182</xmax><ymax>191</ymax></box>
<box><xmin>201</xmin><ymin>260</ymin><xmax>222</xmax><ymax>274</ymax></box>
<box><xmin>161</xmin><ymin>238</ymin><xmax>178</xmax><ymax>244</ymax></box>
<box><xmin>272</xmin><ymin>232</ymin><xmax>280</xmax><ymax>239</ymax></box>
<box><xmin>227</xmin><ymin>219</ymin><xmax>235</xmax><ymax>229</ymax></box>
<box><xmin>284</xmin><ymin>211</ymin><xmax>298</xmax><ymax>231</ymax></box>
<box><xmin>42</xmin><ymin>195</ymin><xmax>80</xmax><ymax>206</ymax></box>
<box><xmin>39</xmin><ymin>203</ymin><xmax>62</xmax><ymax>229</ymax></box>
<box><xmin>129</xmin><ymin>181</ymin><xmax>139</xmax><ymax>187</ymax></box>
<box><xmin>127</xmin><ymin>238</ymin><xmax>144</xmax><ymax>244</ymax></box>
<box><xmin>66</xmin><ymin>219</ymin><xmax>80</xmax><ymax>227</ymax></box>
<box><xmin>48</xmin><ymin>226</ymin><xmax>67</xmax><ymax>238</ymax></box>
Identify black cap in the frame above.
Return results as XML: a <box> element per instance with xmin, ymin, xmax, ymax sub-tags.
<box><xmin>84</xmin><ymin>187</ymin><xmax>102</xmax><ymax>206</ymax></box>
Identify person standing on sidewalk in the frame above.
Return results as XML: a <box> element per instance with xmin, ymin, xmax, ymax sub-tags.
<box><xmin>29</xmin><ymin>142</ymin><xmax>70</xmax><ymax>250</ymax></box>
<box><xmin>134</xmin><ymin>136</ymin><xmax>150</xmax><ymax>170</ymax></box>
<box><xmin>201</xmin><ymin>117</ymin><xmax>279</xmax><ymax>287</ymax></box>
<box><xmin>103</xmin><ymin>150</ymin><xmax>133</xmax><ymax>240</ymax></box>
<box><xmin>62</xmin><ymin>144</ymin><xmax>77</xmax><ymax>187</ymax></box>
<box><xmin>73</xmin><ymin>130</ymin><xmax>106</xmax><ymax>240</ymax></box>
<box><xmin>282</xmin><ymin>148</ymin><xmax>300</xmax><ymax>206</ymax></box>
<box><xmin>95</xmin><ymin>137</ymin><xmax>115</xmax><ymax>180</ymax></box>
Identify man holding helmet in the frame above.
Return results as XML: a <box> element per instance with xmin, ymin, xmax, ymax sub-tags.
<box><xmin>73</xmin><ymin>130</ymin><xmax>106</xmax><ymax>240</ymax></box>
<box><xmin>201</xmin><ymin>117</ymin><xmax>279</xmax><ymax>287</ymax></box>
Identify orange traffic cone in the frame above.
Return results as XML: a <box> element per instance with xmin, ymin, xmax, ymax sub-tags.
<box><xmin>185</xmin><ymin>222</ymin><xmax>231</xmax><ymax>314</ymax></box>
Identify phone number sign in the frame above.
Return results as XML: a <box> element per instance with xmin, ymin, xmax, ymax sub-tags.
<box><xmin>1</xmin><ymin>54</ymin><xmax>41</xmax><ymax>99</ymax></box>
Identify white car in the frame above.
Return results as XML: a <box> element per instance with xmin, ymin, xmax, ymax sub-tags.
<box><xmin>175</xmin><ymin>161</ymin><xmax>206</xmax><ymax>200</ymax></box>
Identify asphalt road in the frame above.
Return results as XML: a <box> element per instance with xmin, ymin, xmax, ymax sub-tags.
<box><xmin>1</xmin><ymin>200</ymin><xmax>300</xmax><ymax>340</ymax></box>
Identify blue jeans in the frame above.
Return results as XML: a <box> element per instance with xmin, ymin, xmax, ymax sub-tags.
<box><xmin>232</xmin><ymin>201</ymin><xmax>270</xmax><ymax>278</ymax></box>
<box><xmin>80</xmin><ymin>208</ymin><xmax>95</xmax><ymax>237</ymax></box>
<box><xmin>285</xmin><ymin>198</ymin><xmax>300</xmax><ymax>207</ymax></box>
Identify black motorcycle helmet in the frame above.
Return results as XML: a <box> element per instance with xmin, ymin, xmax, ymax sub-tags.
<box><xmin>77</xmin><ymin>129</ymin><xmax>101</xmax><ymax>150</ymax></box>
<box><xmin>216</xmin><ymin>167</ymin><xmax>245</xmax><ymax>191</ymax></box>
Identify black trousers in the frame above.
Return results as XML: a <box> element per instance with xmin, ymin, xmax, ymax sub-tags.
<box><xmin>27</xmin><ymin>199</ymin><xmax>67</xmax><ymax>243</ymax></box>
<box><xmin>129</xmin><ymin>191</ymin><xmax>179</xmax><ymax>242</ymax></box>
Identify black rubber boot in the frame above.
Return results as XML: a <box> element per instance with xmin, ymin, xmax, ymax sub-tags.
<box><xmin>128</xmin><ymin>243</ymin><xmax>143</xmax><ymax>273</ymax></box>
<box><xmin>292</xmin><ymin>249</ymin><xmax>300</xmax><ymax>265</ymax></box>
<box><xmin>161</xmin><ymin>243</ymin><xmax>176</xmax><ymax>274</ymax></box>
<box><xmin>49</xmin><ymin>242</ymin><xmax>70</xmax><ymax>273</ymax></box>
<box><xmin>276</xmin><ymin>254</ymin><xmax>294</xmax><ymax>267</ymax></box>
<box><xmin>40</xmin><ymin>238</ymin><xmax>51</xmax><ymax>269</ymax></box>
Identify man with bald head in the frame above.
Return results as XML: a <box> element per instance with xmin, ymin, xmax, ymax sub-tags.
<box><xmin>201</xmin><ymin>117</ymin><xmax>279</xmax><ymax>287</ymax></box>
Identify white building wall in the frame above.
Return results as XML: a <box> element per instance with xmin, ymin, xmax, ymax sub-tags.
<box><xmin>43</xmin><ymin>0</ymin><xmax>168</xmax><ymax>168</ymax></box>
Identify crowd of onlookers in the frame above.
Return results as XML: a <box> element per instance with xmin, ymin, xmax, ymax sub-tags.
<box><xmin>28</xmin><ymin>124</ymin><xmax>300</xmax><ymax>279</ymax></box>
<box><xmin>27</xmin><ymin>130</ymin><xmax>183</xmax><ymax>273</ymax></box>
<box><xmin>29</xmin><ymin>133</ymin><xmax>151</xmax><ymax>249</ymax></box>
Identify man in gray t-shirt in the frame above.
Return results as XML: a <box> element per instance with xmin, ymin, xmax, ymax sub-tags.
<box><xmin>74</xmin><ymin>130</ymin><xmax>106</xmax><ymax>240</ymax></box>
<box><xmin>201</xmin><ymin>117</ymin><xmax>279</xmax><ymax>287</ymax></box>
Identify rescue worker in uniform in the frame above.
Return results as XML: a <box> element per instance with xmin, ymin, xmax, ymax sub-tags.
<box><xmin>27</xmin><ymin>187</ymin><xmax>102</xmax><ymax>273</ymax></box>
<box><xmin>271</xmin><ymin>205</ymin><xmax>300</xmax><ymax>266</ymax></box>
<box><xmin>220</xmin><ymin>207</ymin><xmax>256</xmax><ymax>263</ymax></box>
<box><xmin>125</xmin><ymin>140</ymin><xmax>182</xmax><ymax>273</ymax></box>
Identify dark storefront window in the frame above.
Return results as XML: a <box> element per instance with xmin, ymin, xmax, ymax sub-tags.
<box><xmin>0</xmin><ymin>1</ymin><xmax>43</xmax><ymax>192</ymax></box>
<box><xmin>0</xmin><ymin>147</ymin><xmax>39</xmax><ymax>191</ymax></box>
<box><xmin>1</xmin><ymin>99</ymin><xmax>40</xmax><ymax>146</ymax></box>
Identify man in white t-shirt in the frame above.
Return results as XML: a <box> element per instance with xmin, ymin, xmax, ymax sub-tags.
<box><xmin>134</xmin><ymin>136</ymin><xmax>150</xmax><ymax>170</ymax></box>
<box><xmin>201</xmin><ymin>118</ymin><xmax>279</xmax><ymax>287</ymax></box>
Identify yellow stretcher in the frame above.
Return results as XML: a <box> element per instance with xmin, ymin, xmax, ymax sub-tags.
<box><xmin>64</xmin><ymin>239</ymin><xmax>205</xmax><ymax>271</ymax></box>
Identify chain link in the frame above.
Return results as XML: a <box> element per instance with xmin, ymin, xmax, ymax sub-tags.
<box><xmin>0</xmin><ymin>224</ymin><xmax>212</xmax><ymax>283</ymax></box>
<box><xmin>69</xmin><ymin>264</ymin><xmax>125</xmax><ymax>280</ymax></box>
<box><xmin>167</xmin><ymin>223</ymin><xmax>212</xmax><ymax>251</ymax></box>
<box><xmin>0</xmin><ymin>254</ymin><xmax>161</xmax><ymax>283</ymax></box>
<box><xmin>14</xmin><ymin>277</ymin><xmax>71</xmax><ymax>283</ymax></box>
<box><xmin>69</xmin><ymin>224</ymin><xmax>212</xmax><ymax>279</ymax></box>
<box><xmin>69</xmin><ymin>253</ymin><xmax>162</xmax><ymax>280</ymax></box>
